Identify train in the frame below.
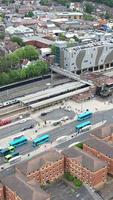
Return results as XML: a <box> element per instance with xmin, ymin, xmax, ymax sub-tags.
<box><xmin>0</xmin><ymin>99</ymin><xmax>19</xmax><ymax>108</ymax></box>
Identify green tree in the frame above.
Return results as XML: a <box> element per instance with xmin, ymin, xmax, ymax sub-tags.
<box><xmin>59</xmin><ymin>33</ymin><xmax>66</xmax><ymax>41</ymax></box>
<box><xmin>51</xmin><ymin>45</ymin><xmax>57</xmax><ymax>55</ymax></box>
<box><xmin>11</xmin><ymin>36</ymin><xmax>25</xmax><ymax>47</ymax></box>
<box><xmin>0</xmin><ymin>32</ymin><xmax>5</xmax><ymax>40</ymax></box>
<box><xmin>0</xmin><ymin>60</ymin><xmax>48</xmax><ymax>86</ymax></box>
<box><xmin>40</xmin><ymin>0</ymin><xmax>49</xmax><ymax>5</ymax></box>
<box><xmin>84</xmin><ymin>3</ymin><xmax>94</xmax><ymax>14</ymax></box>
<box><xmin>25</xmin><ymin>11</ymin><xmax>34</xmax><ymax>18</ymax></box>
<box><xmin>0</xmin><ymin>45</ymin><xmax>40</xmax><ymax>73</ymax></box>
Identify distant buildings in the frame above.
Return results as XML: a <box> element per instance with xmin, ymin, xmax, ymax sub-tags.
<box><xmin>56</xmin><ymin>12</ymin><xmax>83</xmax><ymax>20</ymax></box>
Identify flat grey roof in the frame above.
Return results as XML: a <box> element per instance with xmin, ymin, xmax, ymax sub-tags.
<box><xmin>84</xmin><ymin>138</ymin><xmax>113</xmax><ymax>159</ymax></box>
<box><xmin>18</xmin><ymin>82</ymin><xmax>85</xmax><ymax>105</ymax></box>
<box><xmin>30</xmin><ymin>87</ymin><xmax>89</xmax><ymax>109</ymax></box>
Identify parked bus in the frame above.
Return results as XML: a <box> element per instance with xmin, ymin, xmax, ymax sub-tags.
<box><xmin>9</xmin><ymin>136</ymin><xmax>28</xmax><ymax>147</ymax></box>
<box><xmin>9</xmin><ymin>155</ymin><xmax>21</xmax><ymax>165</ymax></box>
<box><xmin>0</xmin><ymin>146</ymin><xmax>15</xmax><ymax>156</ymax></box>
<box><xmin>5</xmin><ymin>152</ymin><xmax>19</xmax><ymax>162</ymax></box>
<box><xmin>33</xmin><ymin>134</ymin><xmax>49</xmax><ymax>147</ymax></box>
<box><xmin>75</xmin><ymin>121</ymin><xmax>92</xmax><ymax>132</ymax></box>
<box><xmin>77</xmin><ymin>111</ymin><xmax>93</xmax><ymax>121</ymax></box>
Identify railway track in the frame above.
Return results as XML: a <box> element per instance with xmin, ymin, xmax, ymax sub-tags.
<box><xmin>0</xmin><ymin>107</ymin><xmax>28</xmax><ymax>119</ymax></box>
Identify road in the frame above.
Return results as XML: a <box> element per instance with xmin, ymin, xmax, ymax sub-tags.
<box><xmin>0</xmin><ymin>119</ymin><xmax>36</xmax><ymax>139</ymax></box>
<box><xmin>0</xmin><ymin>77</ymin><xmax>70</xmax><ymax>102</ymax></box>
<box><xmin>0</xmin><ymin>108</ymin><xmax>112</xmax><ymax>166</ymax></box>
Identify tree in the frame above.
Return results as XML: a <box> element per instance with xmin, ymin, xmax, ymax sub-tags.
<box><xmin>0</xmin><ymin>32</ymin><xmax>5</xmax><ymax>40</ymax></box>
<box><xmin>0</xmin><ymin>45</ymin><xmax>40</xmax><ymax>73</ymax></box>
<box><xmin>51</xmin><ymin>45</ymin><xmax>57</xmax><ymax>55</ymax></box>
<box><xmin>11</xmin><ymin>36</ymin><xmax>25</xmax><ymax>47</ymax></box>
<box><xmin>0</xmin><ymin>60</ymin><xmax>49</xmax><ymax>86</ymax></box>
<box><xmin>25</xmin><ymin>11</ymin><xmax>34</xmax><ymax>18</ymax></box>
<box><xmin>59</xmin><ymin>33</ymin><xmax>66</xmax><ymax>41</ymax></box>
<box><xmin>40</xmin><ymin>0</ymin><xmax>49</xmax><ymax>5</ymax></box>
<box><xmin>84</xmin><ymin>3</ymin><xmax>94</xmax><ymax>14</ymax></box>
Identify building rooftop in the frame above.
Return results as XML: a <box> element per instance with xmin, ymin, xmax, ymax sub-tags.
<box><xmin>84</xmin><ymin>138</ymin><xmax>113</xmax><ymax>158</ymax></box>
<box><xmin>22</xmin><ymin>35</ymin><xmax>53</xmax><ymax>45</ymax></box>
<box><xmin>56</xmin><ymin>12</ymin><xmax>83</xmax><ymax>17</ymax></box>
<box><xmin>16</xmin><ymin>149</ymin><xmax>63</xmax><ymax>175</ymax></box>
<box><xmin>91</xmin><ymin>125</ymin><xmax>113</xmax><ymax>139</ymax></box>
<box><xmin>63</xmin><ymin>147</ymin><xmax>107</xmax><ymax>172</ymax></box>
<box><xmin>65</xmin><ymin>40</ymin><xmax>113</xmax><ymax>51</ymax></box>
<box><xmin>2</xmin><ymin>175</ymin><xmax>49</xmax><ymax>200</ymax></box>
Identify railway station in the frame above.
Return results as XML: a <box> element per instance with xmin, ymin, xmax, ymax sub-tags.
<box><xmin>17</xmin><ymin>81</ymin><xmax>90</xmax><ymax>110</ymax></box>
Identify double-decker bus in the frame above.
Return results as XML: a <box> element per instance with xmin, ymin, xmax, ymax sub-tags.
<box><xmin>77</xmin><ymin>111</ymin><xmax>93</xmax><ymax>121</ymax></box>
<box><xmin>5</xmin><ymin>152</ymin><xmax>19</xmax><ymax>162</ymax></box>
<box><xmin>75</xmin><ymin>121</ymin><xmax>92</xmax><ymax>132</ymax></box>
<box><xmin>0</xmin><ymin>146</ymin><xmax>15</xmax><ymax>156</ymax></box>
<box><xmin>9</xmin><ymin>136</ymin><xmax>28</xmax><ymax>147</ymax></box>
<box><xmin>33</xmin><ymin>134</ymin><xmax>49</xmax><ymax>147</ymax></box>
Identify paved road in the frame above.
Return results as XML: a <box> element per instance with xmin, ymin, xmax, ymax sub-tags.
<box><xmin>0</xmin><ymin>108</ymin><xmax>112</xmax><ymax>166</ymax></box>
<box><xmin>0</xmin><ymin>77</ymin><xmax>70</xmax><ymax>102</ymax></box>
<box><xmin>0</xmin><ymin>119</ymin><xmax>36</xmax><ymax>139</ymax></box>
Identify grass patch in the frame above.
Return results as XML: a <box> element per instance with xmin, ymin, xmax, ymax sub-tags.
<box><xmin>75</xmin><ymin>143</ymin><xmax>83</xmax><ymax>149</ymax></box>
<box><xmin>64</xmin><ymin>172</ymin><xmax>82</xmax><ymax>188</ymax></box>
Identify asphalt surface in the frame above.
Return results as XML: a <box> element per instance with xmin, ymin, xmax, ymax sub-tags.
<box><xmin>0</xmin><ymin>77</ymin><xmax>70</xmax><ymax>102</ymax></box>
<box><xmin>0</xmin><ymin>108</ymin><xmax>113</xmax><ymax>166</ymax></box>
<box><xmin>45</xmin><ymin>180</ymin><xmax>96</xmax><ymax>200</ymax></box>
<box><xmin>0</xmin><ymin>119</ymin><xmax>36</xmax><ymax>139</ymax></box>
<box><xmin>40</xmin><ymin>108</ymin><xmax>75</xmax><ymax>121</ymax></box>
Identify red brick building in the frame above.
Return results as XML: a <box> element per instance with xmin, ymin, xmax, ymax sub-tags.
<box><xmin>83</xmin><ymin>138</ymin><xmax>113</xmax><ymax>175</ymax></box>
<box><xmin>1</xmin><ymin>175</ymin><xmax>50</xmax><ymax>200</ymax></box>
<box><xmin>16</xmin><ymin>149</ymin><xmax>64</xmax><ymax>185</ymax></box>
<box><xmin>63</xmin><ymin>147</ymin><xmax>107</xmax><ymax>189</ymax></box>
<box><xmin>91</xmin><ymin>125</ymin><xmax>113</xmax><ymax>141</ymax></box>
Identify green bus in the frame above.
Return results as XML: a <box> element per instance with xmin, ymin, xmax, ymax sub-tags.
<box><xmin>5</xmin><ymin>152</ymin><xmax>19</xmax><ymax>162</ymax></box>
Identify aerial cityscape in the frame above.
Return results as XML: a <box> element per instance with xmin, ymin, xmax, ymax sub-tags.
<box><xmin>1</xmin><ymin>0</ymin><xmax>113</xmax><ymax>200</ymax></box>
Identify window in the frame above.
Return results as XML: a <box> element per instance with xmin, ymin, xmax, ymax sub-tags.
<box><xmin>84</xmin><ymin>60</ymin><xmax>88</xmax><ymax>63</ymax></box>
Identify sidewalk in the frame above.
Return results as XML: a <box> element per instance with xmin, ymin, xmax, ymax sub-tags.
<box><xmin>66</xmin><ymin>98</ymin><xmax>113</xmax><ymax>113</ymax></box>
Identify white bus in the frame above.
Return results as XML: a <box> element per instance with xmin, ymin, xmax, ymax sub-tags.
<box><xmin>9</xmin><ymin>155</ymin><xmax>21</xmax><ymax>164</ymax></box>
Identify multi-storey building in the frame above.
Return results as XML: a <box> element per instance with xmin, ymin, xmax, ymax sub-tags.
<box><xmin>63</xmin><ymin>147</ymin><xmax>107</xmax><ymax>188</ymax></box>
<box><xmin>91</xmin><ymin>125</ymin><xmax>113</xmax><ymax>141</ymax></box>
<box><xmin>1</xmin><ymin>175</ymin><xmax>50</xmax><ymax>200</ymax></box>
<box><xmin>83</xmin><ymin>138</ymin><xmax>113</xmax><ymax>174</ymax></box>
<box><xmin>16</xmin><ymin>149</ymin><xmax>64</xmax><ymax>185</ymax></box>
<box><xmin>63</xmin><ymin>41</ymin><xmax>113</xmax><ymax>74</ymax></box>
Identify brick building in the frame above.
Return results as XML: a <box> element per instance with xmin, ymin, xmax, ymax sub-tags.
<box><xmin>83</xmin><ymin>138</ymin><xmax>113</xmax><ymax>175</ymax></box>
<box><xmin>91</xmin><ymin>125</ymin><xmax>113</xmax><ymax>141</ymax></box>
<box><xmin>1</xmin><ymin>175</ymin><xmax>50</xmax><ymax>200</ymax></box>
<box><xmin>63</xmin><ymin>147</ymin><xmax>107</xmax><ymax>189</ymax></box>
<box><xmin>16</xmin><ymin>149</ymin><xmax>64</xmax><ymax>185</ymax></box>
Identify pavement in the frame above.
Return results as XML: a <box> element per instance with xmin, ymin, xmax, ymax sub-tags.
<box><xmin>39</xmin><ymin>108</ymin><xmax>75</xmax><ymax>121</ymax></box>
<box><xmin>44</xmin><ymin>180</ymin><xmax>97</xmax><ymax>200</ymax></box>
<box><xmin>0</xmin><ymin>118</ymin><xmax>36</xmax><ymax>141</ymax></box>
